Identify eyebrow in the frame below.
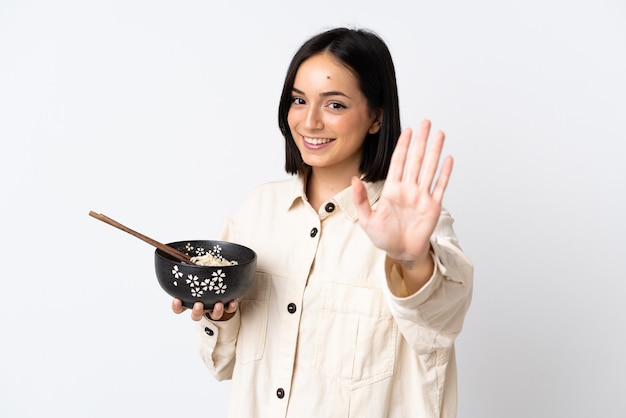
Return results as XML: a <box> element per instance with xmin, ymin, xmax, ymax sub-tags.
<box><xmin>292</xmin><ymin>87</ymin><xmax>352</xmax><ymax>99</ymax></box>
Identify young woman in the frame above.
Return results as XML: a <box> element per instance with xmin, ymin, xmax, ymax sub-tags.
<box><xmin>172</xmin><ymin>27</ymin><xmax>473</xmax><ymax>417</ymax></box>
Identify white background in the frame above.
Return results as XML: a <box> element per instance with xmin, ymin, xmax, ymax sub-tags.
<box><xmin>1</xmin><ymin>1</ymin><xmax>625</xmax><ymax>417</ymax></box>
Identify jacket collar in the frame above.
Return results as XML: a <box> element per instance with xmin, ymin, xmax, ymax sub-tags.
<box><xmin>286</xmin><ymin>175</ymin><xmax>384</xmax><ymax>222</ymax></box>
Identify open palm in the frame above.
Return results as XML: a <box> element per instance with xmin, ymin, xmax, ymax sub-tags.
<box><xmin>353</xmin><ymin>119</ymin><xmax>453</xmax><ymax>263</ymax></box>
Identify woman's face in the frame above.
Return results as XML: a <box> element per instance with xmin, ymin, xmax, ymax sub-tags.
<box><xmin>287</xmin><ymin>52</ymin><xmax>381</xmax><ymax>176</ymax></box>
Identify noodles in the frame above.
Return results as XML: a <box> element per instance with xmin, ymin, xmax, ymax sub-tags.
<box><xmin>191</xmin><ymin>253</ymin><xmax>238</xmax><ymax>267</ymax></box>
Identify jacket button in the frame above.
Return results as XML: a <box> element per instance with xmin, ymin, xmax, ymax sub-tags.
<box><xmin>276</xmin><ymin>388</ymin><xmax>285</xmax><ymax>399</ymax></box>
<box><xmin>287</xmin><ymin>303</ymin><xmax>297</xmax><ymax>314</ymax></box>
<box><xmin>310</xmin><ymin>227</ymin><xmax>318</xmax><ymax>237</ymax></box>
<box><xmin>325</xmin><ymin>202</ymin><xmax>335</xmax><ymax>213</ymax></box>
<box><xmin>204</xmin><ymin>327</ymin><xmax>214</xmax><ymax>336</ymax></box>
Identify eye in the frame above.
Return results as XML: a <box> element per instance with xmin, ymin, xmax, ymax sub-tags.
<box><xmin>327</xmin><ymin>102</ymin><xmax>346</xmax><ymax>110</ymax></box>
<box><xmin>291</xmin><ymin>97</ymin><xmax>306</xmax><ymax>105</ymax></box>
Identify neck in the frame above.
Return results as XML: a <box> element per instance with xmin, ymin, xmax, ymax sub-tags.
<box><xmin>306</xmin><ymin>167</ymin><xmax>359</xmax><ymax>211</ymax></box>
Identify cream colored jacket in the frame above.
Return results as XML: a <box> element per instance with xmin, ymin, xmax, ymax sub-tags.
<box><xmin>196</xmin><ymin>176</ymin><xmax>473</xmax><ymax>418</ymax></box>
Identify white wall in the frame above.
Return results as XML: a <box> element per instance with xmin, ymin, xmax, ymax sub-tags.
<box><xmin>1</xmin><ymin>1</ymin><xmax>625</xmax><ymax>417</ymax></box>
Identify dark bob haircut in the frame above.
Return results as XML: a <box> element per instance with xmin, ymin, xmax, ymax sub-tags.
<box><xmin>278</xmin><ymin>27</ymin><xmax>401</xmax><ymax>182</ymax></box>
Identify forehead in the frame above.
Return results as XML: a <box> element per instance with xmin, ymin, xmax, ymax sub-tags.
<box><xmin>294</xmin><ymin>52</ymin><xmax>360</xmax><ymax>92</ymax></box>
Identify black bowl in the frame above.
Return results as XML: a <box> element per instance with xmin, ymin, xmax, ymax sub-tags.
<box><xmin>154</xmin><ymin>240</ymin><xmax>257</xmax><ymax>309</ymax></box>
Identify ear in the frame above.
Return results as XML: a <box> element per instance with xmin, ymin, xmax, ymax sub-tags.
<box><xmin>368</xmin><ymin>109</ymin><xmax>383</xmax><ymax>134</ymax></box>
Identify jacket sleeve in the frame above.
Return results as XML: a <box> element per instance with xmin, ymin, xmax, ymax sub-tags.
<box><xmin>382</xmin><ymin>208</ymin><xmax>474</xmax><ymax>354</ymax></box>
<box><xmin>195</xmin><ymin>217</ymin><xmax>241</xmax><ymax>381</ymax></box>
<box><xmin>196</xmin><ymin>311</ymin><xmax>240</xmax><ymax>381</ymax></box>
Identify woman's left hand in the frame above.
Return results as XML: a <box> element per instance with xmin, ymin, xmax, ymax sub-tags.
<box><xmin>352</xmin><ymin>119</ymin><xmax>453</xmax><ymax>267</ymax></box>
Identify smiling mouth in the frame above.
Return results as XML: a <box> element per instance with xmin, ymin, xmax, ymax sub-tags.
<box><xmin>303</xmin><ymin>136</ymin><xmax>334</xmax><ymax>145</ymax></box>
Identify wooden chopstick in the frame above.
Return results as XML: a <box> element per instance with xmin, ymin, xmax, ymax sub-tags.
<box><xmin>89</xmin><ymin>211</ymin><xmax>194</xmax><ymax>264</ymax></box>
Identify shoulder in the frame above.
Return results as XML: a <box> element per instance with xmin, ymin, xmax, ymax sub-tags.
<box><xmin>242</xmin><ymin>176</ymin><xmax>302</xmax><ymax>204</ymax></box>
<box><xmin>223</xmin><ymin>176</ymin><xmax>302</xmax><ymax>241</ymax></box>
<box><xmin>233</xmin><ymin>176</ymin><xmax>303</xmax><ymax>216</ymax></box>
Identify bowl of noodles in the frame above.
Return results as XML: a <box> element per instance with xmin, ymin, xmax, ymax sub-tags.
<box><xmin>154</xmin><ymin>240</ymin><xmax>257</xmax><ymax>310</ymax></box>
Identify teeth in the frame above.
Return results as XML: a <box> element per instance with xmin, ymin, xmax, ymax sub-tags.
<box><xmin>304</xmin><ymin>136</ymin><xmax>333</xmax><ymax>145</ymax></box>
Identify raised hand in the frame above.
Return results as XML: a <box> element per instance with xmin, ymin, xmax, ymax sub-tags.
<box><xmin>352</xmin><ymin>119</ymin><xmax>453</xmax><ymax>284</ymax></box>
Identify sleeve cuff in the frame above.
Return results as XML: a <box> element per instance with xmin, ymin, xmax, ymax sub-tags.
<box><xmin>384</xmin><ymin>250</ymin><xmax>444</xmax><ymax>308</ymax></box>
<box><xmin>197</xmin><ymin>309</ymin><xmax>241</xmax><ymax>346</ymax></box>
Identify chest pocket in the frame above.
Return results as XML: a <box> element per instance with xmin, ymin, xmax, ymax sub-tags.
<box><xmin>313</xmin><ymin>282</ymin><xmax>397</xmax><ymax>390</ymax></box>
<box><xmin>237</xmin><ymin>271</ymin><xmax>270</xmax><ymax>363</ymax></box>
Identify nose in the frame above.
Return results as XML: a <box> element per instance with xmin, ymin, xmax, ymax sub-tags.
<box><xmin>304</xmin><ymin>105</ymin><xmax>323</xmax><ymax>130</ymax></box>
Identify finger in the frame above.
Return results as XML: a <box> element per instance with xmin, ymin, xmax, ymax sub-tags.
<box><xmin>207</xmin><ymin>302</ymin><xmax>225</xmax><ymax>321</ymax></box>
<box><xmin>419</xmin><ymin>129</ymin><xmax>445</xmax><ymax>191</ymax></box>
<box><xmin>404</xmin><ymin>120</ymin><xmax>431</xmax><ymax>182</ymax></box>
<box><xmin>191</xmin><ymin>301</ymin><xmax>206</xmax><ymax>321</ymax></box>
<box><xmin>224</xmin><ymin>300</ymin><xmax>239</xmax><ymax>313</ymax></box>
<box><xmin>432</xmin><ymin>155</ymin><xmax>454</xmax><ymax>202</ymax></box>
<box><xmin>386</xmin><ymin>128</ymin><xmax>412</xmax><ymax>182</ymax></box>
<box><xmin>351</xmin><ymin>176</ymin><xmax>373</xmax><ymax>225</ymax></box>
<box><xmin>171</xmin><ymin>298</ymin><xmax>186</xmax><ymax>314</ymax></box>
